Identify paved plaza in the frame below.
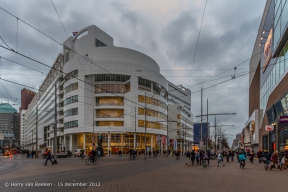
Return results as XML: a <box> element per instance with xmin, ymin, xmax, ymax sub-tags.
<box><xmin>0</xmin><ymin>154</ymin><xmax>287</xmax><ymax>192</ymax></box>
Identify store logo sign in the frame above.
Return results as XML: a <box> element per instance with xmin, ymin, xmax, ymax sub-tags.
<box><xmin>279</xmin><ymin>116</ymin><xmax>288</xmax><ymax>123</ymax></box>
<box><xmin>265</xmin><ymin>125</ymin><xmax>274</xmax><ymax>131</ymax></box>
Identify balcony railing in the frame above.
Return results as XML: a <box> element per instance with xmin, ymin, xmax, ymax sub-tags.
<box><xmin>96</xmin><ymin>115</ymin><xmax>124</xmax><ymax>118</ymax></box>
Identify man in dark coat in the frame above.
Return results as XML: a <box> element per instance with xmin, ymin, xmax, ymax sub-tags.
<box><xmin>44</xmin><ymin>150</ymin><xmax>54</xmax><ymax>166</ymax></box>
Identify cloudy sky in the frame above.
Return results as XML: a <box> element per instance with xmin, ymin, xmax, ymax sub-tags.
<box><xmin>0</xmin><ymin>0</ymin><xmax>266</xmax><ymax>145</ymax></box>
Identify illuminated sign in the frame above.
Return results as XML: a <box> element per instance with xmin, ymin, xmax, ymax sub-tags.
<box><xmin>279</xmin><ymin>116</ymin><xmax>288</xmax><ymax>123</ymax></box>
<box><xmin>265</xmin><ymin>125</ymin><xmax>274</xmax><ymax>131</ymax></box>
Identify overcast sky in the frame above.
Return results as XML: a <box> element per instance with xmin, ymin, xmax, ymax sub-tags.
<box><xmin>0</xmin><ymin>0</ymin><xmax>266</xmax><ymax>145</ymax></box>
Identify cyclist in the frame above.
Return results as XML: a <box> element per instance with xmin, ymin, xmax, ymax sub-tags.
<box><xmin>238</xmin><ymin>148</ymin><xmax>247</xmax><ymax>168</ymax></box>
<box><xmin>91</xmin><ymin>148</ymin><xmax>97</xmax><ymax>163</ymax></box>
<box><xmin>80</xmin><ymin>149</ymin><xmax>85</xmax><ymax>159</ymax></box>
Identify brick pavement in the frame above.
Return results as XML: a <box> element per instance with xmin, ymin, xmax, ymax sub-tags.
<box><xmin>0</xmin><ymin>154</ymin><xmax>287</xmax><ymax>192</ymax></box>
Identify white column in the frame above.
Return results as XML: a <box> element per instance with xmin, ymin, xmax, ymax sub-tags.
<box><xmin>150</xmin><ymin>135</ymin><xmax>153</xmax><ymax>152</ymax></box>
<box><xmin>69</xmin><ymin>134</ymin><xmax>72</xmax><ymax>151</ymax></box>
<box><xmin>108</xmin><ymin>132</ymin><xmax>111</xmax><ymax>152</ymax></box>
<box><xmin>63</xmin><ymin>134</ymin><xmax>66</xmax><ymax>152</ymax></box>
<box><xmin>83</xmin><ymin>133</ymin><xmax>86</xmax><ymax>154</ymax></box>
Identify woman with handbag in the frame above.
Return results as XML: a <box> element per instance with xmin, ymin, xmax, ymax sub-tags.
<box><xmin>270</xmin><ymin>150</ymin><xmax>282</xmax><ymax>171</ymax></box>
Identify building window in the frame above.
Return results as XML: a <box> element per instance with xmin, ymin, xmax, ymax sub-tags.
<box><xmin>95</xmin><ymin>84</ymin><xmax>129</xmax><ymax>94</ymax></box>
<box><xmin>64</xmin><ymin>108</ymin><xmax>78</xmax><ymax>117</ymax></box>
<box><xmin>95</xmin><ymin>39</ymin><xmax>107</xmax><ymax>47</ymax></box>
<box><xmin>64</xmin><ymin>120</ymin><xmax>78</xmax><ymax>129</ymax></box>
<box><xmin>138</xmin><ymin>120</ymin><xmax>166</xmax><ymax>130</ymax></box>
<box><xmin>64</xmin><ymin>95</ymin><xmax>78</xmax><ymax>106</ymax></box>
<box><xmin>138</xmin><ymin>95</ymin><xmax>167</xmax><ymax>110</ymax></box>
<box><xmin>95</xmin><ymin>121</ymin><xmax>124</xmax><ymax>126</ymax></box>
<box><xmin>95</xmin><ymin>74</ymin><xmax>130</xmax><ymax>82</ymax></box>
<box><xmin>64</xmin><ymin>82</ymin><xmax>78</xmax><ymax>94</ymax></box>
<box><xmin>64</xmin><ymin>70</ymin><xmax>78</xmax><ymax>82</ymax></box>
<box><xmin>138</xmin><ymin>108</ymin><xmax>167</xmax><ymax>120</ymax></box>
<box><xmin>96</xmin><ymin>109</ymin><xmax>124</xmax><ymax>118</ymax></box>
<box><xmin>96</xmin><ymin>97</ymin><xmax>123</xmax><ymax>106</ymax></box>
<box><xmin>138</xmin><ymin>78</ymin><xmax>151</xmax><ymax>88</ymax></box>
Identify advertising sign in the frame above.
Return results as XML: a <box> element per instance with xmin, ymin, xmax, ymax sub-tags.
<box><xmin>265</xmin><ymin>125</ymin><xmax>274</xmax><ymax>131</ymax></box>
<box><xmin>0</xmin><ymin>133</ymin><xmax>4</xmax><ymax>140</ymax></box>
<box><xmin>156</xmin><ymin>135</ymin><xmax>160</xmax><ymax>144</ymax></box>
<box><xmin>279</xmin><ymin>116</ymin><xmax>288</xmax><ymax>123</ymax></box>
<box><xmin>263</xmin><ymin>28</ymin><xmax>273</xmax><ymax>72</ymax></box>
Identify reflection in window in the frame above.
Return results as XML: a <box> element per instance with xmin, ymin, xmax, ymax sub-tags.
<box><xmin>64</xmin><ymin>82</ymin><xmax>78</xmax><ymax>94</ymax></box>
<box><xmin>96</xmin><ymin>109</ymin><xmax>124</xmax><ymax>118</ymax></box>
<box><xmin>95</xmin><ymin>84</ymin><xmax>129</xmax><ymax>94</ymax></box>
<box><xmin>64</xmin><ymin>70</ymin><xmax>78</xmax><ymax>82</ymax></box>
<box><xmin>96</xmin><ymin>97</ymin><xmax>124</xmax><ymax>106</ymax></box>
<box><xmin>64</xmin><ymin>108</ymin><xmax>78</xmax><ymax>117</ymax></box>
<box><xmin>138</xmin><ymin>108</ymin><xmax>167</xmax><ymax>120</ymax></box>
<box><xmin>95</xmin><ymin>39</ymin><xmax>107</xmax><ymax>47</ymax></box>
<box><xmin>64</xmin><ymin>95</ymin><xmax>78</xmax><ymax>106</ymax></box>
<box><xmin>138</xmin><ymin>120</ymin><xmax>166</xmax><ymax>130</ymax></box>
<box><xmin>138</xmin><ymin>95</ymin><xmax>167</xmax><ymax>110</ymax></box>
<box><xmin>95</xmin><ymin>74</ymin><xmax>130</xmax><ymax>82</ymax></box>
<box><xmin>64</xmin><ymin>120</ymin><xmax>78</xmax><ymax>129</ymax></box>
<box><xmin>95</xmin><ymin>121</ymin><xmax>124</xmax><ymax>126</ymax></box>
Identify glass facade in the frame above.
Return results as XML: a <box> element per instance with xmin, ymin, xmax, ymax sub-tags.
<box><xmin>64</xmin><ymin>82</ymin><xmax>78</xmax><ymax>94</ymax></box>
<box><xmin>279</xmin><ymin>128</ymin><xmax>288</xmax><ymax>150</ymax></box>
<box><xmin>96</xmin><ymin>97</ymin><xmax>123</xmax><ymax>106</ymax></box>
<box><xmin>138</xmin><ymin>77</ymin><xmax>168</xmax><ymax>99</ymax></box>
<box><xmin>96</xmin><ymin>109</ymin><xmax>124</xmax><ymax>118</ymax></box>
<box><xmin>138</xmin><ymin>108</ymin><xmax>167</xmax><ymax>120</ymax></box>
<box><xmin>138</xmin><ymin>120</ymin><xmax>167</xmax><ymax>130</ymax></box>
<box><xmin>95</xmin><ymin>84</ymin><xmax>130</xmax><ymax>94</ymax></box>
<box><xmin>64</xmin><ymin>95</ymin><xmax>78</xmax><ymax>106</ymax></box>
<box><xmin>95</xmin><ymin>121</ymin><xmax>124</xmax><ymax>126</ymax></box>
<box><xmin>95</xmin><ymin>39</ymin><xmax>107</xmax><ymax>47</ymax></box>
<box><xmin>138</xmin><ymin>95</ymin><xmax>167</xmax><ymax>110</ymax></box>
<box><xmin>64</xmin><ymin>108</ymin><xmax>78</xmax><ymax>117</ymax></box>
<box><xmin>95</xmin><ymin>74</ymin><xmax>130</xmax><ymax>82</ymax></box>
<box><xmin>64</xmin><ymin>70</ymin><xmax>78</xmax><ymax>82</ymax></box>
<box><xmin>64</xmin><ymin>120</ymin><xmax>78</xmax><ymax>128</ymax></box>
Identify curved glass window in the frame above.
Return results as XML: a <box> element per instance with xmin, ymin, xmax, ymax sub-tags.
<box><xmin>96</xmin><ymin>109</ymin><xmax>123</xmax><ymax>118</ymax></box>
<box><xmin>64</xmin><ymin>95</ymin><xmax>78</xmax><ymax>106</ymax></box>
<box><xmin>138</xmin><ymin>95</ymin><xmax>167</xmax><ymax>110</ymax></box>
<box><xmin>138</xmin><ymin>120</ymin><xmax>166</xmax><ymax>130</ymax></box>
<box><xmin>138</xmin><ymin>108</ymin><xmax>167</xmax><ymax>120</ymax></box>
<box><xmin>64</xmin><ymin>120</ymin><xmax>78</xmax><ymax>129</ymax></box>
<box><xmin>96</xmin><ymin>97</ymin><xmax>123</xmax><ymax>106</ymax></box>
<box><xmin>64</xmin><ymin>70</ymin><xmax>78</xmax><ymax>82</ymax></box>
<box><xmin>95</xmin><ymin>74</ymin><xmax>130</xmax><ymax>82</ymax></box>
<box><xmin>138</xmin><ymin>77</ymin><xmax>167</xmax><ymax>99</ymax></box>
<box><xmin>95</xmin><ymin>84</ymin><xmax>129</xmax><ymax>94</ymax></box>
<box><xmin>95</xmin><ymin>121</ymin><xmax>124</xmax><ymax>126</ymax></box>
<box><xmin>64</xmin><ymin>82</ymin><xmax>78</xmax><ymax>94</ymax></box>
<box><xmin>64</xmin><ymin>108</ymin><xmax>78</xmax><ymax>117</ymax></box>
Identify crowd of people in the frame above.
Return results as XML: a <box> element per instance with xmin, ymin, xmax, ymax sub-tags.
<box><xmin>258</xmin><ymin>149</ymin><xmax>288</xmax><ymax>171</ymax></box>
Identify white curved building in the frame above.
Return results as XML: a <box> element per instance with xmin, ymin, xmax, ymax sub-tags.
<box><xmin>23</xmin><ymin>25</ymin><xmax>193</xmax><ymax>154</ymax></box>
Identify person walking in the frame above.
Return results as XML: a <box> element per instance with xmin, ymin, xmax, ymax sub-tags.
<box><xmin>250</xmin><ymin>150</ymin><xmax>255</xmax><ymax>163</ymax></box>
<box><xmin>279</xmin><ymin>150</ymin><xmax>286</xmax><ymax>169</ymax></box>
<box><xmin>217</xmin><ymin>151</ymin><xmax>225</xmax><ymax>167</ymax></box>
<box><xmin>190</xmin><ymin>150</ymin><xmax>196</xmax><ymax>165</ymax></box>
<box><xmin>153</xmin><ymin>150</ymin><xmax>156</xmax><ymax>158</ymax></box>
<box><xmin>138</xmin><ymin>150</ymin><xmax>141</xmax><ymax>157</ymax></box>
<box><xmin>270</xmin><ymin>150</ymin><xmax>282</xmax><ymax>170</ymax></box>
<box><xmin>257</xmin><ymin>149</ymin><xmax>262</xmax><ymax>163</ymax></box>
<box><xmin>148</xmin><ymin>150</ymin><xmax>151</xmax><ymax>158</ymax></box>
<box><xmin>108</xmin><ymin>149</ymin><xmax>111</xmax><ymax>157</ymax></box>
<box><xmin>185</xmin><ymin>150</ymin><xmax>191</xmax><ymax>166</ymax></box>
<box><xmin>119</xmin><ymin>150</ymin><xmax>122</xmax><ymax>158</ymax></box>
<box><xmin>44</xmin><ymin>150</ymin><xmax>54</xmax><ymax>166</ymax></box>
<box><xmin>199</xmin><ymin>151</ymin><xmax>203</xmax><ymax>165</ymax></box>
<box><xmin>230</xmin><ymin>150</ymin><xmax>234</xmax><ymax>162</ymax></box>
<box><xmin>261</xmin><ymin>149</ymin><xmax>271</xmax><ymax>171</ymax></box>
<box><xmin>196</xmin><ymin>152</ymin><xmax>200</xmax><ymax>165</ymax></box>
<box><xmin>225</xmin><ymin>150</ymin><xmax>229</xmax><ymax>163</ymax></box>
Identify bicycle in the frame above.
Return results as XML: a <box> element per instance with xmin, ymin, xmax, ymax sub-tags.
<box><xmin>86</xmin><ymin>156</ymin><xmax>98</xmax><ymax>165</ymax></box>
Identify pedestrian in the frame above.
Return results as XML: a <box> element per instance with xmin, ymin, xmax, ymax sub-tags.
<box><xmin>257</xmin><ymin>149</ymin><xmax>262</xmax><ymax>163</ymax></box>
<box><xmin>217</xmin><ymin>151</ymin><xmax>225</xmax><ymax>167</ymax></box>
<box><xmin>119</xmin><ymin>150</ymin><xmax>122</xmax><ymax>158</ymax></box>
<box><xmin>279</xmin><ymin>150</ymin><xmax>286</xmax><ymax>169</ymax></box>
<box><xmin>108</xmin><ymin>149</ymin><xmax>111</xmax><ymax>157</ymax></box>
<box><xmin>196</xmin><ymin>152</ymin><xmax>200</xmax><ymax>165</ymax></box>
<box><xmin>261</xmin><ymin>149</ymin><xmax>271</xmax><ymax>170</ymax></box>
<box><xmin>250</xmin><ymin>150</ymin><xmax>255</xmax><ymax>163</ymax></box>
<box><xmin>225</xmin><ymin>150</ymin><xmax>229</xmax><ymax>163</ymax></box>
<box><xmin>199</xmin><ymin>151</ymin><xmax>203</xmax><ymax>165</ymax></box>
<box><xmin>207</xmin><ymin>150</ymin><xmax>210</xmax><ymax>166</ymax></box>
<box><xmin>138</xmin><ymin>150</ymin><xmax>141</xmax><ymax>157</ymax></box>
<box><xmin>153</xmin><ymin>150</ymin><xmax>156</xmax><ymax>158</ymax></box>
<box><xmin>190</xmin><ymin>150</ymin><xmax>196</xmax><ymax>165</ymax></box>
<box><xmin>44</xmin><ymin>150</ymin><xmax>54</xmax><ymax>166</ymax></box>
<box><xmin>26</xmin><ymin>150</ymin><xmax>30</xmax><ymax>158</ymax></box>
<box><xmin>185</xmin><ymin>150</ymin><xmax>191</xmax><ymax>166</ymax></box>
<box><xmin>148</xmin><ymin>150</ymin><xmax>151</xmax><ymax>158</ymax></box>
<box><xmin>230</xmin><ymin>151</ymin><xmax>234</xmax><ymax>162</ymax></box>
<box><xmin>270</xmin><ymin>150</ymin><xmax>282</xmax><ymax>170</ymax></box>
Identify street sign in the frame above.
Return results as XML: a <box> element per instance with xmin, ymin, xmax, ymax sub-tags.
<box><xmin>265</xmin><ymin>125</ymin><xmax>274</xmax><ymax>131</ymax></box>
